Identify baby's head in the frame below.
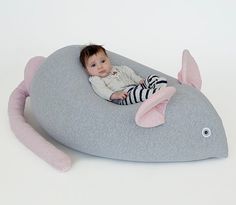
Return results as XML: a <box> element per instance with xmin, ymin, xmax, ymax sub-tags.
<box><xmin>80</xmin><ymin>44</ymin><xmax>112</xmax><ymax>77</ymax></box>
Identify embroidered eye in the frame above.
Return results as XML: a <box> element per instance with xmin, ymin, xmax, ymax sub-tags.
<box><xmin>202</xmin><ymin>127</ymin><xmax>211</xmax><ymax>138</ymax></box>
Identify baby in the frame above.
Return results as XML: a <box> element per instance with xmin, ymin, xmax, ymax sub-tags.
<box><xmin>79</xmin><ymin>44</ymin><xmax>168</xmax><ymax>105</ymax></box>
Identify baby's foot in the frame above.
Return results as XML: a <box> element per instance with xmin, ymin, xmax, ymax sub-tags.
<box><xmin>154</xmin><ymin>77</ymin><xmax>167</xmax><ymax>90</ymax></box>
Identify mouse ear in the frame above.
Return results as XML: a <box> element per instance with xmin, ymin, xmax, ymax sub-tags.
<box><xmin>178</xmin><ymin>49</ymin><xmax>202</xmax><ymax>90</ymax></box>
<box><xmin>135</xmin><ymin>87</ymin><xmax>176</xmax><ymax>128</ymax></box>
<box><xmin>24</xmin><ymin>56</ymin><xmax>46</xmax><ymax>94</ymax></box>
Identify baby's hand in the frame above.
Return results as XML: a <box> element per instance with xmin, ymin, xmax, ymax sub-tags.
<box><xmin>139</xmin><ymin>79</ymin><xmax>145</xmax><ymax>85</ymax></box>
<box><xmin>110</xmin><ymin>91</ymin><xmax>128</xmax><ymax>100</ymax></box>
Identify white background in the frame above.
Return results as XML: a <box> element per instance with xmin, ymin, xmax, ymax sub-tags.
<box><xmin>1</xmin><ymin>0</ymin><xmax>236</xmax><ymax>204</ymax></box>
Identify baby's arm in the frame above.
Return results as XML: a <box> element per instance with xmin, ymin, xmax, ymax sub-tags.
<box><xmin>90</xmin><ymin>77</ymin><xmax>127</xmax><ymax>101</ymax></box>
<box><xmin>89</xmin><ymin>76</ymin><xmax>114</xmax><ymax>100</ymax></box>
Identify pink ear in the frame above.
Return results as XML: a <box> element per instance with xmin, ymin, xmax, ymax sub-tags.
<box><xmin>8</xmin><ymin>56</ymin><xmax>72</xmax><ymax>171</ymax></box>
<box><xmin>135</xmin><ymin>87</ymin><xmax>176</xmax><ymax>128</ymax></box>
<box><xmin>178</xmin><ymin>49</ymin><xmax>202</xmax><ymax>90</ymax></box>
<box><xmin>24</xmin><ymin>56</ymin><xmax>46</xmax><ymax>94</ymax></box>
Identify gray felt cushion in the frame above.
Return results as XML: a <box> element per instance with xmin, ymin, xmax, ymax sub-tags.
<box><xmin>30</xmin><ymin>45</ymin><xmax>228</xmax><ymax>162</ymax></box>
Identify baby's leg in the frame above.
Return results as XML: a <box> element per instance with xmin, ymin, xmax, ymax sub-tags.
<box><xmin>119</xmin><ymin>85</ymin><xmax>158</xmax><ymax>105</ymax></box>
<box><xmin>144</xmin><ymin>74</ymin><xmax>168</xmax><ymax>90</ymax></box>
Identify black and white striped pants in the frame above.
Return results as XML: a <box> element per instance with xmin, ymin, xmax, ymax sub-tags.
<box><xmin>112</xmin><ymin>74</ymin><xmax>167</xmax><ymax>105</ymax></box>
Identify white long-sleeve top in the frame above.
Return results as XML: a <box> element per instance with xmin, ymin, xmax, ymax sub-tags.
<box><xmin>89</xmin><ymin>65</ymin><xmax>143</xmax><ymax>101</ymax></box>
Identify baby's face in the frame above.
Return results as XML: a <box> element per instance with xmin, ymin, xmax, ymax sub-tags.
<box><xmin>85</xmin><ymin>51</ymin><xmax>112</xmax><ymax>77</ymax></box>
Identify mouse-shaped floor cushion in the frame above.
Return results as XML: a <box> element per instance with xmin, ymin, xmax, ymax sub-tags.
<box><xmin>8</xmin><ymin>45</ymin><xmax>228</xmax><ymax>171</ymax></box>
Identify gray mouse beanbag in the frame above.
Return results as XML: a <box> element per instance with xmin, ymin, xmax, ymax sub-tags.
<box><xmin>8</xmin><ymin>45</ymin><xmax>228</xmax><ymax>171</ymax></box>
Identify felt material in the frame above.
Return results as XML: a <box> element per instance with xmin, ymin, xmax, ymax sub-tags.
<box><xmin>135</xmin><ymin>86</ymin><xmax>176</xmax><ymax>128</ymax></box>
<box><xmin>28</xmin><ymin>45</ymin><xmax>228</xmax><ymax>164</ymax></box>
<box><xmin>178</xmin><ymin>49</ymin><xmax>202</xmax><ymax>90</ymax></box>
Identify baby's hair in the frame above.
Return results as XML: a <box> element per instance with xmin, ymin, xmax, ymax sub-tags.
<box><xmin>80</xmin><ymin>44</ymin><xmax>107</xmax><ymax>68</ymax></box>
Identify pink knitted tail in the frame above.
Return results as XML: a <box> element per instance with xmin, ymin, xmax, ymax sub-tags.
<box><xmin>8</xmin><ymin>57</ymin><xmax>72</xmax><ymax>171</ymax></box>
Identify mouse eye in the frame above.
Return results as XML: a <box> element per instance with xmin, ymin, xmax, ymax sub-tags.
<box><xmin>202</xmin><ymin>127</ymin><xmax>211</xmax><ymax>138</ymax></box>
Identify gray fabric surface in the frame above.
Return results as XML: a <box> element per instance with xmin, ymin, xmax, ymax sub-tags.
<box><xmin>30</xmin><ymin>45</ymin><xmax>228</xmax><ymax>162</ymax></box>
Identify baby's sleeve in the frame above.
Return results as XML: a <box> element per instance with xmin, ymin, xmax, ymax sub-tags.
<box><xmin>122</xmin><ymin>65</ymin><xmax>143</xmax><ymax>83</ymax></box>
<box><xmin>89</xmin><ymin>76</ymin><xmax>114</xmax><ymax>101</ymax></box>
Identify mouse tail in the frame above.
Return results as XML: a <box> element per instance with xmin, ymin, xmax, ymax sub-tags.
<box><xmin>8</xmin><ymin>57</ymin><xmax>72</xmax><ymax>171</ymax></box>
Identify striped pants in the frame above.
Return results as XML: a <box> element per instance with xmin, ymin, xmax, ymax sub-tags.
<box><xmin>112</xmin><ymin>74</ymin><xmax>168</xmax><ymax>105</ymax></box>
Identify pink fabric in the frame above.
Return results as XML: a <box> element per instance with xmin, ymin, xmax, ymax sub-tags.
<box><xmin>178</xmin><ymin>49</ymin><xmax>202</xmax><ymax>90</ymax></box>
<box><xmin>135</xmin><ymin>87</ymin><xmax>176</xmax><ymax>128</ymax></box>
<box><xmin>8</xmin><ymin>57</ymin><xmax>72</xmax><ymax>171</ymax></box>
